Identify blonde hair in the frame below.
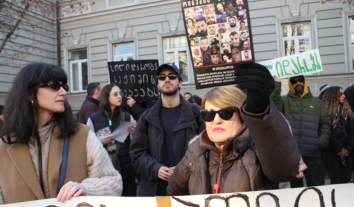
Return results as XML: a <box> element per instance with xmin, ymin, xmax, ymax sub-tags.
<box><xmin>201</xmin><ymin>86</ymin><xmax>246</xmax><ymax>110</ymax></box>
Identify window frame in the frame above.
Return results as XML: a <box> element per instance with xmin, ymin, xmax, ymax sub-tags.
<box><xmin>343</xmin><ymin>11</ymin><xmax>354</xmax><ymax>73</ymax></box>
<box><xmin>162</xmin><ymin>35</ymin><xmax>192</xmax><ymax>84</ymax></box>
<box><xmin>68</xmin><ymin>49</ymin><xmax>88</xmax><ymax>93</ymax></box>
<box><xmin>275</xmin><ymin>16</ymin><xmax>318</xmax><ymax>57</ymax></box>
<box><xmin>282</xmin><ymin>22</ymin><xmax>312</xmax><ymax>56</ymax></box>
<box><xmin>113</xmin><ymin>42</ymin><xmax>135</xmax><ymax>61</ymax></box>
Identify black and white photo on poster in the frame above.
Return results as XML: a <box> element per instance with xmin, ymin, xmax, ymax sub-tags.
<box><xmin>107</xmin><ymin>60</ymin><xmax>159</xmax><ymax>103</ymax></box>
<box><xmin>181</xmin><ymin>0</ymin><xmax>254</xmax><ymax>89</ymax></box>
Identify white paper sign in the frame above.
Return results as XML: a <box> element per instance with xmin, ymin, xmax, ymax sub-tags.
<box><xmin>111</xmin><ymin>121</ymin><xmax>133</xmax><ymax>143</ymax></box>
<box><xmin>2</xmin><ymin>184</ymin><xmax>354</xmax><ymax>206</ymax></box>
<box><xmin>259</xmin><ymin>49</ymin><xmax>323</xmax><ymax>79</ymax></box>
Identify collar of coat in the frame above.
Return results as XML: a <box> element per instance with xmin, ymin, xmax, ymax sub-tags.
<box><xmin>192</xmin><ymin>124</ymin><xmax>252</xmax><ymax>158</ymax></box>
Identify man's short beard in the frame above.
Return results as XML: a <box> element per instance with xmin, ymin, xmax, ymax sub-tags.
<box><xmin>295</xmin><ymin>86</ymin><xmax>304</xmax><ymax>95</ymax></box>
<box><xmin>219</xmin><ymin>29</ymin><xmax>226</xmax><ymax>33</ymax></box>
<box><xmin>198</xmin><ymin>30</ymin><xmax>207</xmax><ymax>36</ymax></box>
<box><xmin>160</xmin><ymin>87</ymin><xmax>179</xmax><ymax>96</ymax></box>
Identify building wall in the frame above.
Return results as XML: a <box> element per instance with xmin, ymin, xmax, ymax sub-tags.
<box><xmin>0</xmin><ymin>3</ymin><xmax>56</xmax><ymax>105</ymax></box>
<box><xmin>1</xmin><ymin>0</ymin><xmax>353</xmax><ymax>109</ymax></box>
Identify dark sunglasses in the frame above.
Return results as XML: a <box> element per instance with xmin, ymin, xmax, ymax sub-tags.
<box><xmin>200</xmin><ymin>106</ymin><xmax>239</xmax><ymax>122</ymax></box>
<box><xmin>39</xmin><ymin>81</ymin><xmax>69</xmax><ymax>92</ymax></box>
<box><xmin>339</xmin><ymin>92</ymin><xmax>345</xmax><ymax>96</ymax></box>
<box><xmin>157</xmin><ymin>74</ymin><xmax>179</xmax><ymax>81</ymax></box>
<box><xmin>290</xmin><ymin>77</ymin><xmax>304</xmax><ymax>84</ymax></box>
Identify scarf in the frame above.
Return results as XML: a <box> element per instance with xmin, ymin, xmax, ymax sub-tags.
<box><xmin>330</xmin><ymin>104</ymin><xmax>347</xmax><ymax>129</ymax></box>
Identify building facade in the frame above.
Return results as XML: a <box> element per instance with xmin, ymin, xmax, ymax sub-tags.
<box><xmin>1</xmin><ymin>0</ymin><xmax>354</xmax><ymax>112</ymax></box>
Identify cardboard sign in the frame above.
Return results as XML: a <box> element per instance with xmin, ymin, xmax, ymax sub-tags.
<box><xmin>2</xmin><ymin>184</ymin><xmax>354</xmax><ymax>206</ymax></box>
<box><xmin>181</xmin><ymin>0</ymin><xmax>254</xmax><ymax>89</ymax></box>
<box><xmin>259</xmin><ymin>49</ymin><xmax>323</xmax><ymax>79</ymax></box>
<box><xmin>107</xmin><ymin>60</ymin><xmax>159</xmax><ymax>102</ymax></box>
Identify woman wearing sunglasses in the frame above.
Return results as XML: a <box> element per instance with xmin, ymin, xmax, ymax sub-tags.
<box><xmin>0</xmin><ymin>63</ymin><xmax>123</xmax><ymax>204</ymax></box>
<box><xmin>167</xmin><ymin>63</ymin><xmax>301</xmax><ymax>195</ymax></box>
<box><xmin>321</xmin><ymin>86</ymin><xmax>354</xmax><ymax>184</ymax></box>
<box><xmin>87</xmin><ymin>84</ymin><xmax>137</xmax><ymax>196</ymax></box>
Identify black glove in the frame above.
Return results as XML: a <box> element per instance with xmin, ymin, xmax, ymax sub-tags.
<box><xmin>235</xmin><ymin>62</ymin><xmax>275</xmax><ymax>113</ymax></box>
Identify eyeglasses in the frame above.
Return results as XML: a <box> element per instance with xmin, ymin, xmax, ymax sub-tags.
<box><xmin>157</xmin><ymin>74</ymin><xmax>179</xmax><ymax>81</ymax></box>
<box><xmin>200</xmin><ymin>106</ymin><xmax>239</xmax><ymax>122</ymax></box>
<box><xmin>290</xmin><ymin>77</ymin><xmax>304</xmax><ymax>84</ymax></box>
<box><xmin>39</xmin><ymin>81</ymin><xmax>69</xmax><ymax>92</ymax></box>
<box><xmin>339</xmin><ymin>92</ymin><xmax>345</xmax><ymax>96</ymax></box>
<box><xmin>110</xmin><ymin>91</ymin><xmax>123</xmax><ymax>97</ymax></box>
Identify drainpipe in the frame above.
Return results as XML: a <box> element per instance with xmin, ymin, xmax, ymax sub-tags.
<box><xmin>56</xmin><ymin>0</ymin><xmax>61</xmax><ymax>66</ymax></box>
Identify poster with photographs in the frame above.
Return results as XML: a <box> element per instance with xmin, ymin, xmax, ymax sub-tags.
<box><xmin>182</xmin><ymin>0</ymin><xmax>254</xmax><ymax>89</ymax></box>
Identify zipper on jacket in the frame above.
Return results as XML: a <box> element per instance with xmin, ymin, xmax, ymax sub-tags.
<box><xmin>213</xmin><ymin>152</ymin><xmax>223</xmax><ymax>194</ymax></box>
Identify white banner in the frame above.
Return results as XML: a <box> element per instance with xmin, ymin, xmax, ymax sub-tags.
<box><xmin>259</xmin><ymin>49</ymin><xmax>323</xmax><ymax>79</ymax></box>
<box><xmin>2</xmin><ymin>183</ymin><xmax>354</xmax><ymax>207</ymax></box>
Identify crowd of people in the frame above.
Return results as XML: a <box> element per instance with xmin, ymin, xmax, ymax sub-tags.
<box><xmin>0</xmin><ymin>61</ymin><xmax>353</xmax><ymax>204</ymax></box>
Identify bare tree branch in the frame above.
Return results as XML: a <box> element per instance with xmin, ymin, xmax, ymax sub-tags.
<box><xmin>0</xmin><ymin>2</ymin><xmax>31</xmax><ymax>54</ymax></box>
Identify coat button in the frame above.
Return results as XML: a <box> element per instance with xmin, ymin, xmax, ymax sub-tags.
<box><xmin>189</xmin><ymin>162</ymin><xmax>193</xmax><ymax>166</ymax></box>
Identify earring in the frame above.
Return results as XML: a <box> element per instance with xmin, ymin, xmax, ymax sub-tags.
<box><xmin>31</xmin><ymin>100</ymin><xmax>34</xmax><ymax>105</ymax></box>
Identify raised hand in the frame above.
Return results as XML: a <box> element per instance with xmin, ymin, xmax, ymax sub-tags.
<box><xmin>235</xmin><ymin>62</ymin><xmax>275</xmax><ymax>113</ymax></box>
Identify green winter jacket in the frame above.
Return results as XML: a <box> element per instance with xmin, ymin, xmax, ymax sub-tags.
<box><xmin>270</xmin><ymin>79</ymin><xmax>331</xmax><ymax>157</ymax></box>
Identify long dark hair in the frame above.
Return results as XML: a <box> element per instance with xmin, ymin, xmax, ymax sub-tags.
<box><xmin>0</xmin><ymin>63</ymin><xmax>79</xmax><ymax>144</ymax></box>
<box><xmin>99</xmin><ymin>84</ymin><xmax>121</xmax><ymax>112</ymax></box>
<box><xmin>322</xmin><ymin>86</ymin><xmax>354</xmax><ymax>118</ymax></box>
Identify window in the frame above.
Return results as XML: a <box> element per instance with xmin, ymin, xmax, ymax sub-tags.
<box><xmin>113</xmin><ymin>42</ymin><xmax>135</xmax><ymax>61</ymax></box>
<box><xmin>349</xmin><ymin>17</ymin><xmax>354</xmax><ymax>70</ymax></box>
<box><xmin>69</xmin><ymin>49</ymin><xmax>88</xmax><ymax>92</ymax></box>
<box><xmin>282</xmin><ymin>22</ymin><xmax>311</xmax><ymax>56</ymax></box>
<box><xmin>163</xmin><ymin>36</ymin><xmax>190</xmax><ymax>83</ymax></box>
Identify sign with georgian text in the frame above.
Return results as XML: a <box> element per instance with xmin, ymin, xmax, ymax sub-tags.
<box><xmin>259</xmin><ymin>49</ymin><xmax>323</xmax><ymax>79</ymax></box>
<box><xmin>2</xmin><ymin>184</ymin><xmax>354</xmax><ymax>206</ymax></box>
<box><xmin>107</xmin><ymin>60</ymin><xmax>159</xmax><ymax>102</ymax></box>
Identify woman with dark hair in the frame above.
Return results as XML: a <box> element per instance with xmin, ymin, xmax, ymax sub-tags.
<box><xmin>87</xmin><ymin>84</ymin><xmax>137</xmax><ymax>196</ymax></box>
<box><xmin>321</xmin><ymin>86</ymin><xmax>354</xmax><ymax>184</ymax></box>
<box><xmin>222</xmin><ymin>53</ymin><xmax>232</xmax><ymax>63</ymax></box>
<box><xmin>0</xmin><ymin>63</ymin><xmax>122</xmax><ymax>204</ymax></box>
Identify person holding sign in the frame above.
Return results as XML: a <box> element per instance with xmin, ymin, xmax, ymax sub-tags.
<box><xmin>167</xmin><ymin>63</ymin><xmax>301</xmax><ymax>195</ymax></box>
<box><xmin>0</xmin><ymin>63</ymin><xmax>123</xmax><ymax>204</ymax></box>
<box><xmin>321</xmin><ymin>86</ymin><xmax>354</xmax><ymax>184</ymax></box>
<box><xmin>270</xmin><ymin>75</ymin><xmax>331</xmax><ymax>188</ymax></box>
<box><xmin>129</xmin><ymin>63</ymin><xmax>205</xmax><ymax>196</ymax></box>
<box><xmin>87</xmin><ymin>84</ymin><xmax>137</xmax><ymax>196</ymax></box>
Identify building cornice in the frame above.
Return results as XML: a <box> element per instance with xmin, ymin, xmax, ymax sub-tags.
<box><xmin>60</xmin><ymin>0</ymin><xmax>180</xmax><ymax>23</ymax></box>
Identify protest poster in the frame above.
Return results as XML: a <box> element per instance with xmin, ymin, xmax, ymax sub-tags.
<box><xmin>259</xmin><ymin>49</ymin><xmax>323</xmax><ymax>79</ymax></box>
<box><xmin>181</xmin><ymin>0</ymin><xmax>254</xmax><ymax>89</ymax></box>
<box><xmin>107</xmin><ymin>60</ymin><xmax>159</xmax><ymax>103</ymax></box>
<box><xmin>3</xmin><ymin>183</ymin><xmax>354</xmax><ymax>206</ymax></box>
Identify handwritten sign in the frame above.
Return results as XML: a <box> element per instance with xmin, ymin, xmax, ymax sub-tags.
<box><xmin>259</xmin><ymin>49</ymin><xmax>323</xmax><ymax>79</ymax></box>
<box><xmin>3</xmin><ymin>184</ymin><xmax>354</xmax><ymax>206</ymax></box>
<box><xmin>107</xmin><ymin>60</ymin><xmax>159</xmax><ymax>103</ymax></box>
<box><xmin>181</xmin><ymin>0</ymin><xmax>254</xmax><ymax>89</ymax></box>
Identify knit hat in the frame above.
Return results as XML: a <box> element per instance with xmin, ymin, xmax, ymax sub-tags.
<box><xmin>319</xmin><ymin>84</ymin><xmax>330</xmax><ymax>95</ymax></box>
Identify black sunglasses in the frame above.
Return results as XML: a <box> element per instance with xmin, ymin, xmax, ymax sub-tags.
<box><xmin>200</xmin><ymin>106</ymin><xmax>239</xmax><ymax>122</ymax></box>
<box><xmin>39</xmin><ymin>81</ymin><xmax>69</xmax><ymax>92</ymax></box>
<box><xmin>157</xmin><ymin>74</ymin><xmax>179</xmax><ymax>81</ymax></box>
<box><xmin>290</xmin><ymin>77</ymin><xmax>304</xmax><ymax>84</ymax></box>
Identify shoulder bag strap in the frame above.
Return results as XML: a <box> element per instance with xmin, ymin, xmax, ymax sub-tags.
<box><xmin>56</xmin><ymin>136</ymin><xmax>70</xmax><ymax>194</ymax></box>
